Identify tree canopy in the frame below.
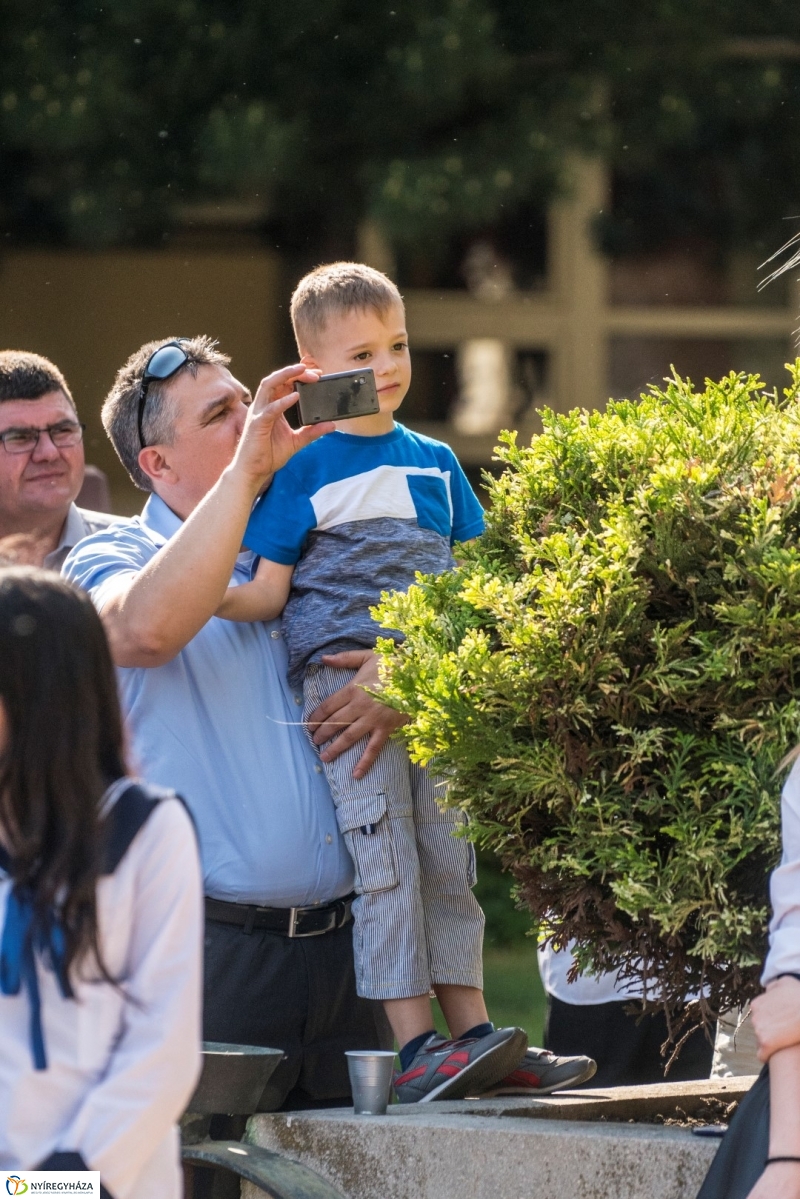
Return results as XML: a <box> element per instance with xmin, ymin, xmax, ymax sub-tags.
<box><xmin>1</xmin><ymin>0</ymin><xmax>800</xmax><ymax>266</ymax></box>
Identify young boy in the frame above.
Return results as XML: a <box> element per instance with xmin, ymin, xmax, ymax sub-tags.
<box><xmin>218</xmin><ymin>262</ymin><xmax>595</xmax><ymax>1101</ymax></box>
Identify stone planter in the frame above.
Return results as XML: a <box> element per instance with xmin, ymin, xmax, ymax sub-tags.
<box><xmin>244</xmin><ymin>1077</ymin><xmax>754</xmax><ymax>1199</ymax></box>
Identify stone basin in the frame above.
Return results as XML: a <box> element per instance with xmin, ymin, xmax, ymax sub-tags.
<box><xmin>188</xmin><ymin>1041</ymin><xmax>284</xmax><ymax>1116</ymax></box>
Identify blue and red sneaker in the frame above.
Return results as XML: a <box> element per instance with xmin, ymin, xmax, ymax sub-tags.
<box><xmin>393</xmin><ymin>1027</ymin><xmax>528</xmax><ymax>1103</ymax></box>
<box><xmin>478</xmin><ymin>1046</ymin><xmax>597</xmax><ymax>1096</ymax></box>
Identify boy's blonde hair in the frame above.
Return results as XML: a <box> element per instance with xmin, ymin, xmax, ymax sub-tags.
<box><xmin>290</xmin><ymin>262</ymin><xmax>403</xmax><ymax>353</ymax></box>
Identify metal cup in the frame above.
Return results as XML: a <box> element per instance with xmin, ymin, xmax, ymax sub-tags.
<box><xmin>345</xmin><ymin>1050</ymin><xmax>396</xmax><ymax>1115</ymax></box>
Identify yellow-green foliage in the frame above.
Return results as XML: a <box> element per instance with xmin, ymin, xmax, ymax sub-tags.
<box><xmin>376</xmin><ymin>366</ymin><xmax>800</xmax><ymax>1022</ymax></box>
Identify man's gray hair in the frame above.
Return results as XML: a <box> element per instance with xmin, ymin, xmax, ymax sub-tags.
<box><xmin>102</xmin><ymin>335</ymin><xmax>230</xmax><ymax>491</ymax></box>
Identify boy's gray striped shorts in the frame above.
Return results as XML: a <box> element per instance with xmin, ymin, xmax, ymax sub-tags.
<box><xmin>304</xmin><ymin>664</ymin><xmax>485</xmax><ymax>1001</ymax></box>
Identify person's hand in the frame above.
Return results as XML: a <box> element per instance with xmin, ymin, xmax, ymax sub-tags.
<box><xmin>752</xmin><ymin>978</ymin><xmax>800</xmax><ymax>1062</ymax></box>
<box><xmin>306</xmin><ymin>649</ymin><xmax>408</xmax><ymax>779</ymax></box>
<box><xmin>232</xmin><ymin>363</ymin><xmax>330</xmax><ymax>488</ymax></box>
<box><xmin>746</xmin><ymin>1161</ymin><xmax>800</xmax><ymax>1199</ymax></box>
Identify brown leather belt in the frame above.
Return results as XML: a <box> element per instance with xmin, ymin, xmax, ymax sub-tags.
<box><xmin>205</xmin><ymin>893</ymin><xmax>354</xmax><ymax>937</ymax></box>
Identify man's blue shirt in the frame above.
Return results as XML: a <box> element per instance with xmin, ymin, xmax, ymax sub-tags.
<box><xmin>63</xmin><ymin>493</ymin><xmax>354</xmax><ymax>907</ymax></box>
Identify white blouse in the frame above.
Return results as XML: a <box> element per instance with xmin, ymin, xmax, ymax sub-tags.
<box><xmin>763</xmin><ymin>757</ymin><xmax>800</xmax><ymax>985</ymax></box>
<box><xmin>0</xmin><ymin>797</ymin><xmax>203</xmax><ymax>1199</ymax></box>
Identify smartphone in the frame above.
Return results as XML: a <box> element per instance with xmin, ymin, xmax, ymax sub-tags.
<box><xmin>296</xmin><ymin>368</ymin><xmax>380</xmax><ymax>425</ymax></box>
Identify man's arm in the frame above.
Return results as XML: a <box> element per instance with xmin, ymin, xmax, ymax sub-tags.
<box><xmin>305</xmin><ymin>649</ymin><xmax>407</xmax><ymax>779</ymax></box>
<box><xmin>102</xmin><ymin>366</ymin><xmax>330</xmax><ymax>668</ymax></box>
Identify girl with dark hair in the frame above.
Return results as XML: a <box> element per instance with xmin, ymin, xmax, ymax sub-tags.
<box><xmin>0</xmin><ymin>568</ymin><xmax>202</xmax><ymax>1199</ymax></box>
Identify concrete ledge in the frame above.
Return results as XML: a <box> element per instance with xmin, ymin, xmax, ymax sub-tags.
<box><xmin>245</xmin><ymin>1080</ymin><xmax>755</xmax><ymax>1199</ymax></box>
<box><xmin>461</xmin><ymin>1075</ymin><xmax>754</xmax><ymax>1124</ymax></box>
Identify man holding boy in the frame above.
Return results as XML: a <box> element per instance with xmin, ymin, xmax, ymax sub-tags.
<box><xmin>65</xmin><ymin>262</ymin><xmax>593</xmax><ymax>1104</ymax></box>
<box><xmin>63</xmin><ymin>336</ymin><xmax>394</xmax><ymax>1109</ymax></box>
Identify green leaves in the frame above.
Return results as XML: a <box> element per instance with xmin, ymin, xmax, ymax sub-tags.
<box><xmin>377</xmin><ymin>366</ymin><xmax>800</xmax><ymax>1025</ymax></box>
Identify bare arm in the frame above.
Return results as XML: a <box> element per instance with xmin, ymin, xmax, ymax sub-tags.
<box><xmin>102</xmin><ymin>467</ymin><xmax>259</xmax><ymax>666</ymax></box>
<box><xmin>101</xmin><ymin>365</ymin><xmax>330</xmax><ymax>668</ymax></box>
<box><xmin>746</xmin><ymin>1043</ymin><xmax>800</xmax><ymax>1199</ymax></box>
<box><xmin>217</xmin><ymin>558</ymin><xmax>294</xmax><ymax>622</ymax></box>
<box><xmin>305</xmin><ymin>649</ymin><xmax>407</xmax><ymax>779</ymax></box>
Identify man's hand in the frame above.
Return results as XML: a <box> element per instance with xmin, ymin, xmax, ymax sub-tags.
<box><xmin>752</xmin><ymin>977</ymin><xmax>800</xmax><ymax>1062</ymax></box>
<box><xmin>102</xmin><ymin>362</ymin><xmax>333</xmax><ymax>669</ymax></box>
<box><xmin>233</xmin><ymin>364</ymin><xmax>332</xmax><ymax>489</ymax></box>
<box><xmin>306</xmin><ymin>649</ymin><xmax>408</xmax><ymax>779</ymax></box>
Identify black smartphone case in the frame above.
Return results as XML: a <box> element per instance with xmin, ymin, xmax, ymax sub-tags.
<box><xmin>296</xmin><ymin>369</ymin><xmax>380</xmax><ymax>425</ymax></box>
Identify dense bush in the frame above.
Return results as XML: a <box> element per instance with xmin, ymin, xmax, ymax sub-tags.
<box><xmin>474</xmin><ymin>847</ymin><xmax>536</xmax><ymax>948</ymax></box>
<box><xmin>377</xmin><ymin>366</ymin><xmax>800</xmax><ymax>1031</ymax></box>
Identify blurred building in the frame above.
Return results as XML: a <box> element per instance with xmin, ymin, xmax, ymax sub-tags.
<box><xmin>1</xmin><ymin>158</ymin><xmax>796</xmax><ymax>513</ymax></box>
<box><xmin>0</xmin><ymin>231</ymin><xmax>283</xmax><ymax>513</ymax></box>
<box><xmin>399</xmin><ymin>159</ymin><xmax>797</xmax><ymax>484</ymax></box>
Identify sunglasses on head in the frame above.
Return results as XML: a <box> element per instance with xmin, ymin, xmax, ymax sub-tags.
<box><xmin>137</xmin><ymin>339</ymin><xmax>191</xmax><ymax>448</ymax></box>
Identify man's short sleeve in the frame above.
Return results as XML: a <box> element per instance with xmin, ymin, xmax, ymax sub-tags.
<box><xmin>444</xmin><ymin>451</ymin><xmax>485</xmax><ymax>544</ymax></box>
<box><xmin>62</xmin><ymin>523</ymin><xmax>154</xmax><ymax>610</ymax></box>
<box><xmin>243</xmin><ymin>463</ymin><xmax>317</xmax><ymax>565</ymax></box>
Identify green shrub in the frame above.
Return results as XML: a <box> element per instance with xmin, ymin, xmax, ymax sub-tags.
<box><xmin>376</xmin><ymin>366</ymin><xmax>800</xmax><ymax>1029</ymax></box>
<box><xmin>474</xmin><ymin>847</ymin><xmax>537</xmax><ymax>948</ymax></box>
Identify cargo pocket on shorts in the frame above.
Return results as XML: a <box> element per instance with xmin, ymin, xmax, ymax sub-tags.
<box><xmin>337</xmin><ymin>793</ymin><xmax>399</xmax><ymax>894</ymax></box>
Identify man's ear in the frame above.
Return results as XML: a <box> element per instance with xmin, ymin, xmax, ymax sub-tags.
<box><xmin>138</xmin><ymin>444</ymin><xmax>176</xmax><ymax>487</ymax></box>
<box><xmin>300</xmin><ymin>351</ymin><xmax>321</xmax><ymax>372</ymax></box>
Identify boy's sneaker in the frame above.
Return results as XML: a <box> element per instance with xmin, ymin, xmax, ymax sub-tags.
<box><xmin>478</xmin><ymin>1046</ymin><xmax>597</xmax><ymax>1096</ymax></box>
<box><xmin>394</xmin><ymin>1026</ymin><xmax>528</xmax><ymax>1104</ymax></box>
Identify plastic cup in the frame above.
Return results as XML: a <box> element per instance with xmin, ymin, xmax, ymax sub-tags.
<box><xmin>345</xmin><ymin>1050</ymin><xmax>396</xmax><ymax>1115</ymax></box>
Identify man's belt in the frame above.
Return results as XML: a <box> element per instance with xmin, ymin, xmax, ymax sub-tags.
<box><xmin>205</xmin><ymin>893</ymin><xmax>354</xmax><ymax>938</ymax></box>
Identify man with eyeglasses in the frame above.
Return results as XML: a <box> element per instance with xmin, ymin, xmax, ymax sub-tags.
<box><xmin>0</xmin><ymin>351</ymin><xmax>115</xmax><ymax>569</ymax></box>
<box><xmin>63</xmin><ymin>336</ymin><xmax>396</xmax><ymax>1113</ymax></box>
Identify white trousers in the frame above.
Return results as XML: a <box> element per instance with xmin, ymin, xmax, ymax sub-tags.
<box><xmin>711</xmin><ymin>1005</ymin><xmax>761</xmax><ymax>1078</ymax></box>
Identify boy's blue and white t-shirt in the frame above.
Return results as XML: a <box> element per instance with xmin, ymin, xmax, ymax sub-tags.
<box><xmin>244</xmin><ymin>423</ymin><xmax>485</xmax><ymax>687</ymax></box>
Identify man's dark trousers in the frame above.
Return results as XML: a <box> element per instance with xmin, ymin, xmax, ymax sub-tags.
<box><xmin>544</xmin><ymin>994</ymin><xmax>714</xmax><ymax>1087</ymax></box>
<box><xmin>203</xmin><ymin>916</ymin><xmax>393</xmax><ymax>1110</ymax></box>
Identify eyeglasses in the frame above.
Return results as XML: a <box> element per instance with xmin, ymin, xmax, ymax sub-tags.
<box><xmin>0</xmin><ymin>420</ymin><xmax>86</xmax><ymax>455</ymax></box>
<box><xmin>137</xmin><ymin>339</ymin><xmax>190</xmax><ymax>448</ymax></box>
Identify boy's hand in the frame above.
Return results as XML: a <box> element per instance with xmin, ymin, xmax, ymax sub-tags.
<box><xmin>233</xmin><ymin>363</ymin><xmax>328</xmax><ymax>488</ymax></box>
<box><xmin>306</xmin><ymin>649</ymin><xmax>407</xmax><ymax>779</ymax></box>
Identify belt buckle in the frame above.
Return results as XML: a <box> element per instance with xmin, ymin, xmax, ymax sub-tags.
<box><xmin>287</xmin><ymin>905</ymin><xmax>339</xmax><ymax>938</ymax></box>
